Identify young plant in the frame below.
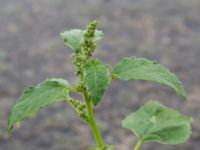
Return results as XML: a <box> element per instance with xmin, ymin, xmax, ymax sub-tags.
<box><xmin>8</xmin><ymin>20</ymin><xmax>192</xmax><ymax>150</ymax></box>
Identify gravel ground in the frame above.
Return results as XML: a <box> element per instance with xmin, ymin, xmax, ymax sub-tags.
<box><xmin>0</xmin><ymin>0</ymin><xmax>200</xmax><ymax>150</ymax></box>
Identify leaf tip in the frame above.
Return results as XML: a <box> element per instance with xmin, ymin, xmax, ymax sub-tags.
<box><xmin>60</xmin><ymin>32</ymin><xmax>66</xmax><ymax>39</ymax></box>
<box><xmin>7</xmin><ymin>120</ymin><xmax>13</xmax><ymax>135</ymax></box>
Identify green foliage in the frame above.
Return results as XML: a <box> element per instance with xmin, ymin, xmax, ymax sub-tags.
<box><xmin>83</xmin><ymin>60</ymin><xmax>110</xmax><ymax>106</ymax></box>
<box><xmin>122</xmin><ymin>101</ymin><xmax>192</xmax><ymax>145</ymax></box>
<box><xmin>8</xmin><ymin>78</ymin><xmax>70</xmax><ymax>134</ymax></box>
<box><xmin>8</xmin><ymin>20</ymin><xmax>192</xmax><ymax>150</ymax></box>
<box><xmin>61</xmin><ymin>29</ymin><xmax>103</xmax><ymax>53</ymax></box>
<box><xmin>112</xmin><ymin>57</ymin><xmax>187</xmax><ymax>100</ymax></box>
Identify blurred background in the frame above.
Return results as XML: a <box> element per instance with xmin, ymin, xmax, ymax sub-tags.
<box><xmin>0</xmin><ymin>0</ymin><xmax>200</xmax><ymax>150</ymax></box>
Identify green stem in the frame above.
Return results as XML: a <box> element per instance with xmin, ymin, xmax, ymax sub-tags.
<box><xmin>83</xmin><ymin>92</ymin><xmax>105</xmax><ymax>148</ymax></box>
<box><xmin>134</xmin><ymin>140</ymin><xmax>143</xmax><ymax>150</ymax></box>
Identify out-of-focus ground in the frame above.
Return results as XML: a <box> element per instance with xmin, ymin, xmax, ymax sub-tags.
<box><xmin>0</xmin><ymin>0</ymin><xmax>200</xmax><ymax>150</ymax></box>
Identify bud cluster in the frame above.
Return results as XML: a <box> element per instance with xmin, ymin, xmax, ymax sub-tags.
<box><xmin>80</xmin><ymin>20</ymin><xmax>97</xmax><ymax>58</ymax></box>
<box><xmin>68</xmin><ymin>98</ymin><xmax>88</xmax><ymax>123</ymax></box>
<box><xmin>71</xmin><ymin>20</ymin><xmax>98</xmax><ymax>76</ymax></box>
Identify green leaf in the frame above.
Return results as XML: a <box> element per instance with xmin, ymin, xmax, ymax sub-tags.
<box><xmin>60</xmin><ymin>29</ymin><xmax>103</xmax><ymax>53</ymax></box>
<box><xmin>112</xmin><ymin>57</ymin><xmax>187</xmax><ymax>100</ymax></box>
<box><xmin>88</xmin><ymin>145</ymin><xmax>114</xmax><ymax>150</ymax></box>
<box><xmin>8</xmin><ymin>78</ymin><xmax>70</xmax><ymax>134</ymax></box>
<box><xmin>122</xmin><ymin>101</ymin><xmax>192</xmax><ymax>145</ymax></box>
<box><xmin>83</xmin><ymin>61</ymin><xmax>110</xmax><ymax>106</ymax></box>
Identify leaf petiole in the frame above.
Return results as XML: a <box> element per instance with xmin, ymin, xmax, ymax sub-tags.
<box><xmin>134</xmin><ymin>140</ymin><xmax>143</xmax><ymax>150</ymax></box>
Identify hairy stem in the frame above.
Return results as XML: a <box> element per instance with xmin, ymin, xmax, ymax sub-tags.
<box><xmin>134</xmin><ymin>140</ymin><xmax>143</xmax><ymax>150</ymax></box>
<box><xmin>83</xmin><ymin>92</ymin><xmax>105</xmax><ymax>148</ymax></box>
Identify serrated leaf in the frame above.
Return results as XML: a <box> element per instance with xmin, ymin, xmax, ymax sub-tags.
<box><xmin>60</xmin><ymin>29</ymin><xmax>103</xmax><ymax>53</ymax></box>
<box><xmin>88</xmin><ymin>145</ymin><xmax>114</xmax><ymax>150</ymax></box>
<box><xmin>8</xmin><ymin>78</ymin><xmax>70</xmax><ymax>134</ymax></box>
<box><xmin>112</xmin><ymin>57</ymin><xmax>187</xmax><ymax>100</ymax></box>
<box><xmin>83</xmin><ymin>61</ymin><xmax>110</xmax><ymax>106</ymax></box>
<box><xmin>122</xmin><ymin>101</ymin><xmax>192</xmax><ymax>145</ymax></box>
